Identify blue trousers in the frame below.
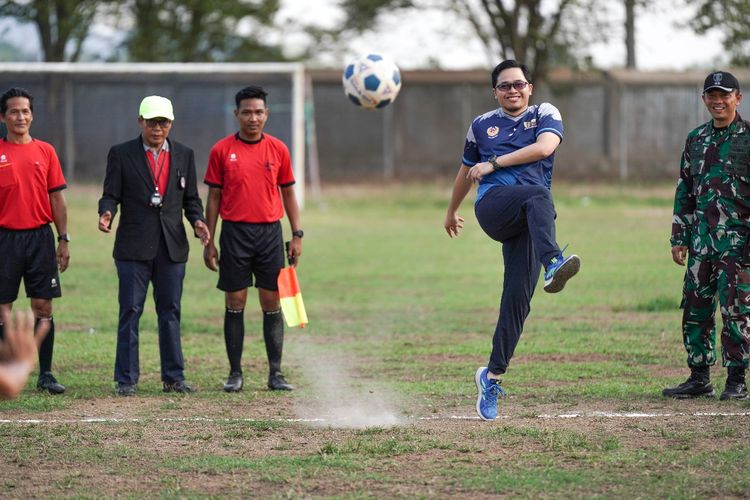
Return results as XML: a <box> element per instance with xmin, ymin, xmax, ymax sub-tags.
<box><xmin>474</xmin><ymin>185</ymin><xmax>560</xmax><ymax>375</ymax></box>
<box><xmin>114</xmin><ymin>236</ymin><xmax>187</xmax><ymax>385</ymax></box>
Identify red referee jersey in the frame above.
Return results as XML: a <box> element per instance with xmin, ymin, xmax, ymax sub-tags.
<box><xmin>204</xmin><ymin>133</ymin><xmax>295</xmax><ymax>223</ymax></box>
<box><xmin>0</xmin><ymin>139</ymin><xmax>66</xmax><ymax>230</ymax></box>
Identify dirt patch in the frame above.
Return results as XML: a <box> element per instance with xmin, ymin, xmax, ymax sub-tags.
<box><xmin>517</xmin><ymin>352</ymin><xmax>616</xmax><ymax>364</ymax></box>
<box><xmin>0</xmin><ymin>393</ymin><xmax>750</xmax><ymax>498</ymax></box>
<box><xmin>2</xmin><ymin>395</ymin><xmax>749</xmax><ymax>497</ymax></box>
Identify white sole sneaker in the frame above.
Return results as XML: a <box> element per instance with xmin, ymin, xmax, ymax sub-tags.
<box><xmin>543</xmin><ymin>255</ymin><xmax>581</xmax><ymax>293</ymax></box>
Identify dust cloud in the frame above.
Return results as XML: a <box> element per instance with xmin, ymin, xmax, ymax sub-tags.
<box><xmin>289</xmin><ymin>338</ymin><xmax>404</xmax><ymax>429</ymax></box>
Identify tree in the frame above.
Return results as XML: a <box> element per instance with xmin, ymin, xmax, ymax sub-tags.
<box><xmin>325</xmin><ymin>0</ymin><xmax>608</xmax><ymax>81</ymax></box>
<box><xmin>689</xmin><ymin>0</ymin><xmax>750</xmax><ymax>66</ymax></box>
<box><xmin>624</xmin><ymin>0</ymin><xmax>636</xmax><ymax>68</ymax></box>
<box><xmin>0</xmin><ymin>0</ymin><xmax>102</xmax><ymax>61</ymax></box>
<box><xmin>121</xmin><ymin>0</ymin><xmax>285</xmax><ymax>62</ymax></box>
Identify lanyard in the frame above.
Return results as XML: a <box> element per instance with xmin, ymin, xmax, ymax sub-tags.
<box><xmin>147</xmin><ymin>149</ymin><xmax>168</xmax><ymax>192</ymax></box>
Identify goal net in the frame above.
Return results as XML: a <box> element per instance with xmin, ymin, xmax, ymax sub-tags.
<box><xmin>0</xmin><ymin>62</ymin><xmax>307</xmax><ymax>207</ymax></box>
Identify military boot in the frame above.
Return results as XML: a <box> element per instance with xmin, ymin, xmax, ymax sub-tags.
<box><xmin>662</xmin><ymin>366</ymin><xmax>715</xmax><ymax>398</ymax></box>
<box><xmin>719</xmin><ymin>366</ymin><xmax>748</xmax><ymax>400</ymax></box>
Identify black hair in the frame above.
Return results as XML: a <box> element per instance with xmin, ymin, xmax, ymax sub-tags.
<box><xmin>235</xmin><ymin>85</ymin><xmax>268</xmax><ymax>109</ymax></box>
<box><xmin>491</xmin><ymin>60</ymin><xmax>532</xmax><ymax>88</ymax></box>
<box><xmin>0</xmin><ymin>87</ymin><xmax>33</xmax><ymax>114</ymax></box>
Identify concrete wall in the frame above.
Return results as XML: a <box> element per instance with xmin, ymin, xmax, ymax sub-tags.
<box><xmin>0</xmin><ymin>64</ymin><xmax>298</xmax><ymax>182</ymax></box>
<box><xmin>310</xmin><ymin>68</ymin><xmax>750</xmax><ymax>182</ymax></box>
<box><xmin>1</xmin><ymin>64</ymin><xmax>748</xmax><ymax>183</ymax></box>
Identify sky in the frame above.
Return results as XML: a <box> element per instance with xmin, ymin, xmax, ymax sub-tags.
<box><xmin>276</xmin><ymin>0</ymin><xmax>726</xmax><ymax>71</ymax></box>
<box><xmin>0</xmin><ymin>0</ymin><xmax>728</xmax><ymax>71</ymax></box>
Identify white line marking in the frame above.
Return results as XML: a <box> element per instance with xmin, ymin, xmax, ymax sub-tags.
<box><xmin>0</xmin><ymin>411</ymin><xmax>749</xmax><ymax>425</ymax></box>
<box><xmin>537</xmin><ymin>411</ymin><xmax>750</xmax><ymax>419</ymax></box>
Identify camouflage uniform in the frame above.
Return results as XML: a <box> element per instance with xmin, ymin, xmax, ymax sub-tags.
<box><xmin>672</xmin><ymin>114</ymin><xmax>750</xmax><ymax>369</ymax></box>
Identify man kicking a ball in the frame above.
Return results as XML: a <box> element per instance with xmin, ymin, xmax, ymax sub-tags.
<box><xmin>444</xmin><ymin>60</ymin><xmax>581</xmax><ymax>420</ymax></box>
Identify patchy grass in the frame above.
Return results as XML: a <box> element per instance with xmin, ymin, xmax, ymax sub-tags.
<box><xmin>1</xmin><ymin>182</ymin><xmax>749</xmax><ymax>497</ymax></box>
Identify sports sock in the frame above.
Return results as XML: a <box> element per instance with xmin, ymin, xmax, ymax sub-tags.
<box><xmin>263</xmin><ymin>309</ymin><xmax>284</xmax><ymax>375</ymax></box>
<box><xmin>37</xmin><ymin>316</ymin><xmax>54</xmax><ymax>374</ymax></box>
<box><xmin>224</xmin><ymin>308</ymin><xmax>244</xmax><ymax>374</ymax></box>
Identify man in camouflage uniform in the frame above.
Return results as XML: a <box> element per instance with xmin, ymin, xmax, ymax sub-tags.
<box><xmin>665</xmin><ymin>70</ymin><xmax>749</xmax><ymax>400</ymax></box>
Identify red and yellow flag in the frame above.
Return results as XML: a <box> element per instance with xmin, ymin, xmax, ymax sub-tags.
<box><xmin>277</xmin><ymin>267</ymin><xmax>308</xmax><ymax>328</ymax></box>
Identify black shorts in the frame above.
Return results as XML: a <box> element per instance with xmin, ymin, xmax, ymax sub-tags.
<box><xmin>0</xmin><ymin>225</ymin><xmax>62</xmax><ymax>303</ymax></box>
<box><xmin>218</xmin><ymin>221</ymin><xmax>284</xmax><ymax>292</ymax></box>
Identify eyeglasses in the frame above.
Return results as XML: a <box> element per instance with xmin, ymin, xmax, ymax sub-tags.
<box><xmin>494</xmin><ymin>81</ymin><xmax>529</xmax><ymax>92</ymax></box>
<box><xmin>144</xmin><ymin>118</ymin><xmax>172</xmax><ymax>129</ymax></box>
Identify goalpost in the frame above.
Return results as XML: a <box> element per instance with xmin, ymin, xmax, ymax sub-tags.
<box><xmin>0</xmin><ymin>62</ymin><xmax>308</xmax><ymax>208</ymax></box>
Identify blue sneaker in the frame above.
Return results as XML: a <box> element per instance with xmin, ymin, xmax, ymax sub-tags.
<box><xmin>543</xmin><ymin>249</ymin><xmax>580</xmax><ymax>293</ymax></box>
<box><xmin>474</xmin><ymin>367</ymin><xmax>506</xmax><ymax>421</ymax></box>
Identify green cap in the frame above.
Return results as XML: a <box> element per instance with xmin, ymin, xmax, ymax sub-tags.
<box><xmin>139</xmin><ymin>95</ymin><xmax>174</xmax><ymax>121</ymax></box>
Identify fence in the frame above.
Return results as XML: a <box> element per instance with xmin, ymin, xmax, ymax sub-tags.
<box><xmin>0</xmin><ymin>63</ymin><xmax>305</xmax><ymax>195</ymax></box>
<box><xmin>1</xmin><ymin>64</ymin><xmax>747</xmax><ymax>184</ymax></box>
<box><xmin>310</xmin><ymin>68</ymin><xmax>750</xmax><ymax>182</ymax></box>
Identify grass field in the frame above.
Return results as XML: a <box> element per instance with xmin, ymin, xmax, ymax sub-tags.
<box><xmin>1</xmin><ymin>182</ymin><xmax>749</xmax><ymax>498</ymax></box>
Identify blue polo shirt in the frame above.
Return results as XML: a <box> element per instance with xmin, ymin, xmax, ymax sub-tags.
<box><xmin>462</xmin><ymin>103</ymin><xmax>564</xmax><ymax>204</ymax></box>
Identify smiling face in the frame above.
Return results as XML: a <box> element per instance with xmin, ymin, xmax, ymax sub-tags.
<box><xmin>702</xmin><ymin>89</ymin><xmax>742</xmax><ymax>128</ymax></box>
<box><xmin>493</xmin><ymin>67</ymin><xmax>533</xmax><ymax>116</ymax></box>
<box><xmin>1</xmin><ymin>96</ymin><xmax>33</xmax><ymax>142</ymax></box>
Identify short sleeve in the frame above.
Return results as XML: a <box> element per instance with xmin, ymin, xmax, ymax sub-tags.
<box><xmin>461</xmin><ymin>122</ymin><xmax>480</xmax><ymax>166</ymax></box>
<box><xmin>536</xmin><ymin>103</ymin><xmax>564</xmax><ymax>141</ymax></box>
<box><xmin>45</xmin><ymin>143</ymin><xmax>66</xmax><ymax>192</ymax></box>
<box><xmin>204</xmin><ymin>144</ymin><xmax>224</xmax><ymax>187</ymax></box>
<box><xmin>277</xmin><ymin>143</ymin><xmax>295</xmax><ymax>187</ymax></box>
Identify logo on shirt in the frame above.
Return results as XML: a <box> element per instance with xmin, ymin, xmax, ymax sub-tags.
<box><xmin>0</xmin><ymin>154</ymin><xmax>6</xmax><ymax>163</ymax></box>
<box><xmin>487</xmin><ymin>126</ymin><xmax>500</xmax><ymax>138</ymax></box>
<box><xmin>51</xmin><ymin>278</ymin><xmax>58</xmax><ymax>288</ymax></box>
<box><xmin>230</xmin><ymin>153</ymin><xmax>237</xmax><ymax>162</ymax></box>
<box><xmin>523</xmin><ymin>119</ymin><xmax>538</xmax><ymax>129</ymax></box>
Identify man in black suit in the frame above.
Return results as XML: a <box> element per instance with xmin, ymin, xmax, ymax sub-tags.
<box><xmin>98</xmin><ymin>95</ymin><xmax>210</xmax><ymax>396</ymax></box>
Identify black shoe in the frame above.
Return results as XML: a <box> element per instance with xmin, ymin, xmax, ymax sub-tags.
<box><xmin>720</xmin><ymin>381</ymin><xmax>748</xmax><ymax>400</ymax></box>
<box><xmin>116</xmin><ymin>383</ymin><xmax>136</xmax><ymax>397</ymax></box>
<box><xmin>163</xmin><ymin>380</ymin><xmax>196</xmax><ymax>393</ymax></box>
<box><xmin>223</xmin><ymin>372</ymin><xmax>243</xmax><ymax>392</ymax></box>
<box><xmin>720</xmin><ymin>367</ymin><xmax>748</xmax><ymax>400</ymax></box>
<box><xmin>662</xmin><ymin>368</ymin><xmax>714</xmax><ymax>399</ymax></box>
<box><xmin>268</xmin><ymin>371</ymin><xmax>293</xmax><ymax>391</ymax></box>
<box><xmin>37</xmin><ymin>371</ymin><xmax>66</xmax><ymax>394</ymax></box>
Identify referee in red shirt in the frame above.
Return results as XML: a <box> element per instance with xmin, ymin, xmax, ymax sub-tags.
<box><xmin>0</xmin><ymin>87</ymin><xmax>69</xmax><ymax>394</ymax></box>
<box><xmin>204</xmin><ymin>86</ymin><xmax>303</xmax><ymax>392</ymax></box>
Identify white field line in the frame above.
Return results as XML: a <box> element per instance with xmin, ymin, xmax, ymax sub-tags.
<box><xmin>1</xmin><ymin>411</ymin><xmax>749</xmax><ymax>425</ymax></box>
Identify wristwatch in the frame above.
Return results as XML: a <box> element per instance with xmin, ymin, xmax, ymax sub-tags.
<box><xmin>57</xmin><ymin>234</ymin><xmax>70</xmax><ymax>242</ymax></box>
<box><xmin>488</xmin><ymin>155</ymin><xmax>502</xmax><ymax>171</ymax></box>
<box><xmin>292</xmin><ymin>230</ymin><xmax>304</xmax><ymax>239</ymax></box>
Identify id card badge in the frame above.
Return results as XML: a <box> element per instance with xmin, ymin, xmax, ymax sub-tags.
<box><xmin>150</xmin><ymin>191</ymin><xmax>163</xmax><ymax>207</ymax></box>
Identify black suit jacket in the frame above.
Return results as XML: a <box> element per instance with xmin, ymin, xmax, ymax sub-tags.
<box><xmin>98</xmin><ymin>136</ymin><xmax>205</xmax><ymax>262</ymax></box>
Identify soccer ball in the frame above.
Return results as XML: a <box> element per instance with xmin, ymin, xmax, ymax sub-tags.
<box><xmin>342</xmin><ymin>53</ymin><xmax>402</xmax><ymax>109</ymax></box>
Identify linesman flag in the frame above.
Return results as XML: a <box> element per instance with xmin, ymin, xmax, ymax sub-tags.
<box><xmin>278</xmin><ymin>243</ymin><xmax>308</xmax><ymax>328</ymax></box>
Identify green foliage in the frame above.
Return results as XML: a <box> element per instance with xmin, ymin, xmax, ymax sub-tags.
<box><xmin>689</xmin><ymin>0</ymin><xmax>750</xmax><ymax>66</ymax></box>
<box><xmin>0</xmin><ymin>0</ymin><xmax>103</xmax><ymax>61</ymax></box>
<box><xmin>122</xmin><ymin>0</ymin><xmax>285</xmax><ymax>62</ymax></box>
<box><xmin>339</xmin><ymin>0</ymin><xmax>414</xmax><ymax>32</ymax></box>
